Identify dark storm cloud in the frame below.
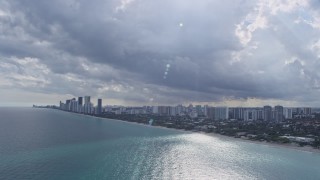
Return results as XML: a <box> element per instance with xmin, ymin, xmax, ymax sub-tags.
<box><xmin>1</xmin><ymin>0</ymin><xmax>320</xmax><ymax>105</ymax></box>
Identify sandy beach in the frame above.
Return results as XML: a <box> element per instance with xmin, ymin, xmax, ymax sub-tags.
<box><xmin>201</xmin><ymin>131</ymin><xmax>320</xmax><ymax>154</ymax></box>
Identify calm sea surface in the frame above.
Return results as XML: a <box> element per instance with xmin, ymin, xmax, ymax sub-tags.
<box><xmin>0</xmin><ymin>107</ymin><xmax>320</xmax><ymax>180</ymax></box>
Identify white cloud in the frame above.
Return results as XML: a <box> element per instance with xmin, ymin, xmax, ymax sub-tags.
<box><xmin>0</xmin><ymin>57</ymin><xmax>51</xmax><ymax>88</ymax></box>
<box><xmin>284</xmin><ymin>56</ymin><xmax>305</xmax><ymax>66</ymax></box>
<box><xmin>235</xmin><ymin>2</ymin><xmax>268</xmax><ymax>46</ymax></box>
<box><xmin>266</xmin><ymin>0</ymin><xmax>308</xmax><ymax>15</ymax></box>
<box><xmin>115</xmin><ymin>0</ymin><xmax>136</xmax><ymax>12</ymax></box>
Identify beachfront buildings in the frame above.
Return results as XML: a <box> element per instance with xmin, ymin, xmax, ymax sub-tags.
<box><xmin>59</xmin><ymin>96</ymin><xmax>103</xmax><ymax>115</ymax></box>
<box><xmin>58</xmin><ymin>96</ymin><xmax>316</xmax><ymax>122</ymax></box>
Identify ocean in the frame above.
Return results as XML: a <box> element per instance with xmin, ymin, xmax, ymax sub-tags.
<box><xmin>0</xmin><ymin>107</ymin><xmax>319</xmax><ymax>180</ymax></box>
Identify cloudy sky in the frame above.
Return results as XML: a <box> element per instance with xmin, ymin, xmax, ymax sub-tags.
<box><xmin>1</xmin><ymin>0</ymin><xmax>320</xmax><ymax>107</ymax></box>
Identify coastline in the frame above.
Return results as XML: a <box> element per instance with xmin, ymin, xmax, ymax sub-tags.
<box><xmin>55</xmin><ymin>109</ymin><xmax>320</xmax><ymax>154</ymax></box>
<box><xmin>203</xmin><ymin>132</ymin><xmax>320</xmax><ymax>154</ymax></box>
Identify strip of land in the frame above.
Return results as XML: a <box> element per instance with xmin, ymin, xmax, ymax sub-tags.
<box><xmin>53</xmin><ymin>108</ymin><xmax>320</xmax><ymax>154</ymax></box>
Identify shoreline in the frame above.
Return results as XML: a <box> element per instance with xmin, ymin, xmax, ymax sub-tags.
<box><xmin>97</xmin><ymin>115</ymin><xmax>320</xmax><ymax>154</ymax></box>
<box><xmin>202</xmin><ymin>132</ymin><xmax>320</xmax><ymax>154</ymax></box>
<box><xmin>55</xmin><ymin>109</ymin><xmax>320</xmax><ymax>154</ymax></box>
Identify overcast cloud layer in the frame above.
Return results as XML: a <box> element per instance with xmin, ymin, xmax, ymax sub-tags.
<box><xmin>1</xmin><ymin>0</ymin><xmax>320</xmax><ymax>106</ymax></box>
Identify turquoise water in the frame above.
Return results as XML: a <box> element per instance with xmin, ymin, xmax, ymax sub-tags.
<box><xmin>0</xmin><ymin>108</ymin><xmax>319</xmax><ymax>179</ymax></box>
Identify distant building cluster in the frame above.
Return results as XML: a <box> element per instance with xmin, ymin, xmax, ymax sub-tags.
<box><xmin>228</xmin><ymin>106</ymin><xmax>313</xmax><ymax>122</ymax></box>
<box><xmin>59</xmin><ymin>96</ymin><xmax>103</xmax><ymax>115</ymax></box>
<box><xmin>58</xmin><ymin>96</ymin><xmax>315</xmax><ymax>121</ymax></box>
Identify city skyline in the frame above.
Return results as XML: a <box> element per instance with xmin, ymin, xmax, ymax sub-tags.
<box><xmin>55</xmin><ymin>95</ymin><xmax>316</xmax><ymax>122</ymax></box>
<box><xmin>56</xmin><ymin>95</ymin><xmax>320</xmax><ymax>108</ymax></box>
<box><xmin>2</xmin><ymin>1</ymin><xmax>320</xmax><ymax>107</ymax></box>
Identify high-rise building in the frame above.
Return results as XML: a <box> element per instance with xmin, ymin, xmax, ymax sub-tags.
<box><xmin>274</xmin><ymin>105</ymin><xmax>284</xmax><ymax>122</ymax></box>
<box><xmin>228</xmin><ymin>108</ymin><xmax>235</xmax><ymax>119</ymax></box>
<box><xmin>244</xmin><ymin>109</ymin><xmax>256</xmax><ymax>121</ymax></box>
<box><xmin>176</xmin><ymin>104</ymin><xmax>184</xmax><ymax>116</ymax></box>
<box><xmin>70</xmin><ymin>98</ymin><xmax>78</xmax><ymax>112</ymax></box>
<box><xmin>204</xmin><ymin>105</ymin><xmax>209</xmax><ymax>117</ymax></box>
<box><xmin>214</xmin><ymin>107</ymin><xmax>229</xmax><ymax>120</ymax></box>
<box><xmin>234</xmin><ymin>107</ymin><xmax>245</xmax><ymax>120</ymax></box>
<box><xmin>195</xmin><ymin>105</ymin><xmax>203</xmax><ymax>116</ymax></box>
<box><xmin>77</xmin><ymin>97</ymin><xmax>83</xmax><ymax>113</ymax></box>
<box><xmin>245</xmin><ymin>108</ymin><xmax>261</xmax><ymax>121</ymax></box>
<box><xmin>169</xmin><ymin>106</ymin><xmax>177</xmax><ymax>116</ymax></box>
<box><xmin>152</xmin><ymin>106</ymin><xmax>159</xmax><ymax>114</ymax></box>
<box><xmin>263</xmin><ymin>106</ymin><xmax>272</xmax><ymax>121</ymax></box>
<box><xmin>294</xmin><ymin>108</ymin><xmax>303</xmax><ymax>115</ymax></box>
<box><xmin>206</xmin><ymin>107</ymin><xmax>215</xmax><ymax>119</ymax></box>
<box><xmin>284</xmin><ymin>108</ymin><xmax>293</xmax><ymax>119</ymax></box>
<box><xmin>78</xmin><ymin>97</ymin><xmax>83</xmax><ymax>106</ymax></box>
<box><xmin>97</xmin><ymin>99</ymin><xmax>102</xmax><ymax>115</ymax></box>
<box><xmin>84</xmin><ymin>96</ymin><xmax>91</xmax><ymax>114</ymax></box>
<box><xmin>256</xmin><ymin>108</ymin><xmax>264</xmax><ymax>120</ymax></box>
<box><xmin>303</xmin><ymin>107</ymin><xmax>312</xmax><ymax>116</ymax></box>
<box><xmin>66</xmin><ymin>99</ymin><xmax>71</xmax><ymax>111</ymax></box>
<box><xmin>158</xmin><ymin>106</ymin><xmax>170</xmax><ymax>115</ymax></box>
<box><xmin>84</xmin><ymin>96</ymin><xmax>90</xmax><ymax>104</ymax></box>
<box><xmin>59</xmin><ymin>101</ymin><xmax>63</xmax><ymax>109</ymax></box>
